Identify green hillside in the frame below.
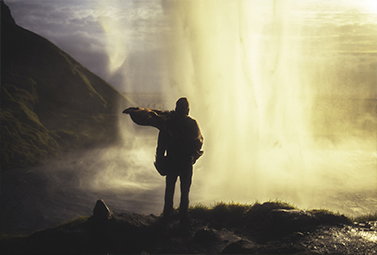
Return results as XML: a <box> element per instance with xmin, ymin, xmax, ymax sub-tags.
<box><xmin>1</xmin><ymin>1</ymin><xmax>131</xmax><ymax>169</ymax></box>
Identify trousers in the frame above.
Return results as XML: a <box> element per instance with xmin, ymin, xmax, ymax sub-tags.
<box><xmin>163</xmin><ymin>163</ymin><xmax>193</xmax><ymax>219</ymax></box>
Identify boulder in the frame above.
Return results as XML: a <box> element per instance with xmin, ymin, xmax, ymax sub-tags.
<box><xmin>92</xmin><ymin>199</ymin><xmax>113</xmax><ymax>221</ymax></box>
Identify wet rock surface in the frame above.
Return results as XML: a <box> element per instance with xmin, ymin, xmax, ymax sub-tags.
<box><xmin>299</xmin><ymin>222</ymin><xmax>377</xmax><ymax>254</ymax></box>
<box><xmin>1</xmin><ymin>200</ymin><xmax>376</xmax><ymax>254</ymax></box>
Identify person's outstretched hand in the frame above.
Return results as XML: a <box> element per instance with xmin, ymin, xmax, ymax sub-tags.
<box><xmin>122</xmin><ymin>107</ymin><xmax>140</xmax><ymax>114</ymax></box>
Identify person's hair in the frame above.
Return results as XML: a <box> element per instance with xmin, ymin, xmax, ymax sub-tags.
<box><xmin>175</xmin><ymin>97</ymin><xmax>190</xmax><ymax>115</ymax></box>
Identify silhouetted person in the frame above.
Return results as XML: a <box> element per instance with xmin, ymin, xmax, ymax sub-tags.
<box><xmin>123</xmin><ymin>97</ymin><xmax>203</xmax><ymax>224</ymax></box>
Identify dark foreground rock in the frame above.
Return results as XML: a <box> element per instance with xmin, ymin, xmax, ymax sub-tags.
<box><xmin>1</xmin><ymin>200</ymin><xmax>376</xmax><ymax>254</ymax></box>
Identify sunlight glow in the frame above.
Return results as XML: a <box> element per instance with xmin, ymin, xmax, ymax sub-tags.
<box><xmin>94</xmin><ymin>0</ymin><xmax>376</xmax><ymax>216</ymax></box>
<box><xmin>356</xmin><ymin>0</ymin><xmax>377</xmax><ymax>13</ymax></box>
<box><xmin>161</xmin><ymin>0</ymin><xmax>377</xmax><ymax>212</ymax></box>
<box><xmin>163</xmin><ymin>0</ymin><xmax>312</xmax><ymax>190</ymax></box>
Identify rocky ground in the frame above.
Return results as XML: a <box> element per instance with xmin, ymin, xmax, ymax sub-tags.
<box><xmin>1</xmin><ymin>199</ymin><xmax>376</xmax><ymax>254</ymax></box>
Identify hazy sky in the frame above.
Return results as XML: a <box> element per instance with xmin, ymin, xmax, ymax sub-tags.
<box><xmin>6</xmin><ymin>0</ymin><xmax>169</xmax><ymax>92</ymax></box>
<box><xmin>5</xmin><ymin>0</ymin><xmax>377</xmax><ymax>92</ymax></box>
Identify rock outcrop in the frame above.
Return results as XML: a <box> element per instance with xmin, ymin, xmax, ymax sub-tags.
<box><xmin>2</xmin><ymin>200</ymin><xmax>375</xmax><ymax>255</ymax></box>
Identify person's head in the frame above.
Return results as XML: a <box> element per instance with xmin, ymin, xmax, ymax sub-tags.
<box><xmin>175</xmin><ymin>97</ymin><xmax>190</xmax><ymax>115</ymax></box>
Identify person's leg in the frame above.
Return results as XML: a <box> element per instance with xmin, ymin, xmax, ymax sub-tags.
<box><xmin>163</xmin><ymin>174</ymin><xmax>178</xmax><ymax>219</ymax></box>
<box><xmin>179</xmin><ymin>165</ymin><xmax>193</xmax><ymax>221</ymax></box>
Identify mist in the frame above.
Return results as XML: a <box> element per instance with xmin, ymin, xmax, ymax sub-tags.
<box><xmin>96</xmin><ymin>0</ymin><xmax>376</xmax><ymax>216</ymax></box>
<box><xmin>4</xmin><ymin>0</ymin><xmax>376</xmax><ymax>236</ymax></box>
<box><xmin>156</xmin><ymin>0</ymin><xmax>376</xmax><ymax>216</ymax></box>
<box><xmin>37</xmin><ymin>0</ymin><xmax>376</xmax><ymax>218</ymax></box>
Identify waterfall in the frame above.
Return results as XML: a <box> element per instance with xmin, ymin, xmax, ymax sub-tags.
<box><xmin>161</xmin><ymin>0</ymin><xmax>377</xmax><ymax>210</ymax></box>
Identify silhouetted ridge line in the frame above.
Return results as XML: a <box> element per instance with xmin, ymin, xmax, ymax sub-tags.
<box><xmin>1</xmin><ymin>1</ymin><xmax>132</xmax><ymax>168</ymax></box>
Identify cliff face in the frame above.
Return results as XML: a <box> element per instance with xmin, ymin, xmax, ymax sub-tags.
<box><xmin>1</xmin><ymin>1</ymin><xmax>130</xmax><ymax>168</ymax></box>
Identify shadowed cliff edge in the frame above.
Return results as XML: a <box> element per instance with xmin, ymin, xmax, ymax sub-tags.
<box><xmin>1</xmin><ymin>199</ymin><xmax>376</xmax><ymax>254</ymax></box>
<box><xmin>1</xmin><ymin>1</ymin><xmax>132</xmax><ymax>169</ymax></box>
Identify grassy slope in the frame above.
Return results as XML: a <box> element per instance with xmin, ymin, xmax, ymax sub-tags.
<box><xmin>1</xmin><ymin>2</ymin><xmax>130</xmax><ymax>169</ymax></box>
<box><xmin>0</xmin><ymin>80</ymin><xmax>59</xmax><ymax>168</ymax></box>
